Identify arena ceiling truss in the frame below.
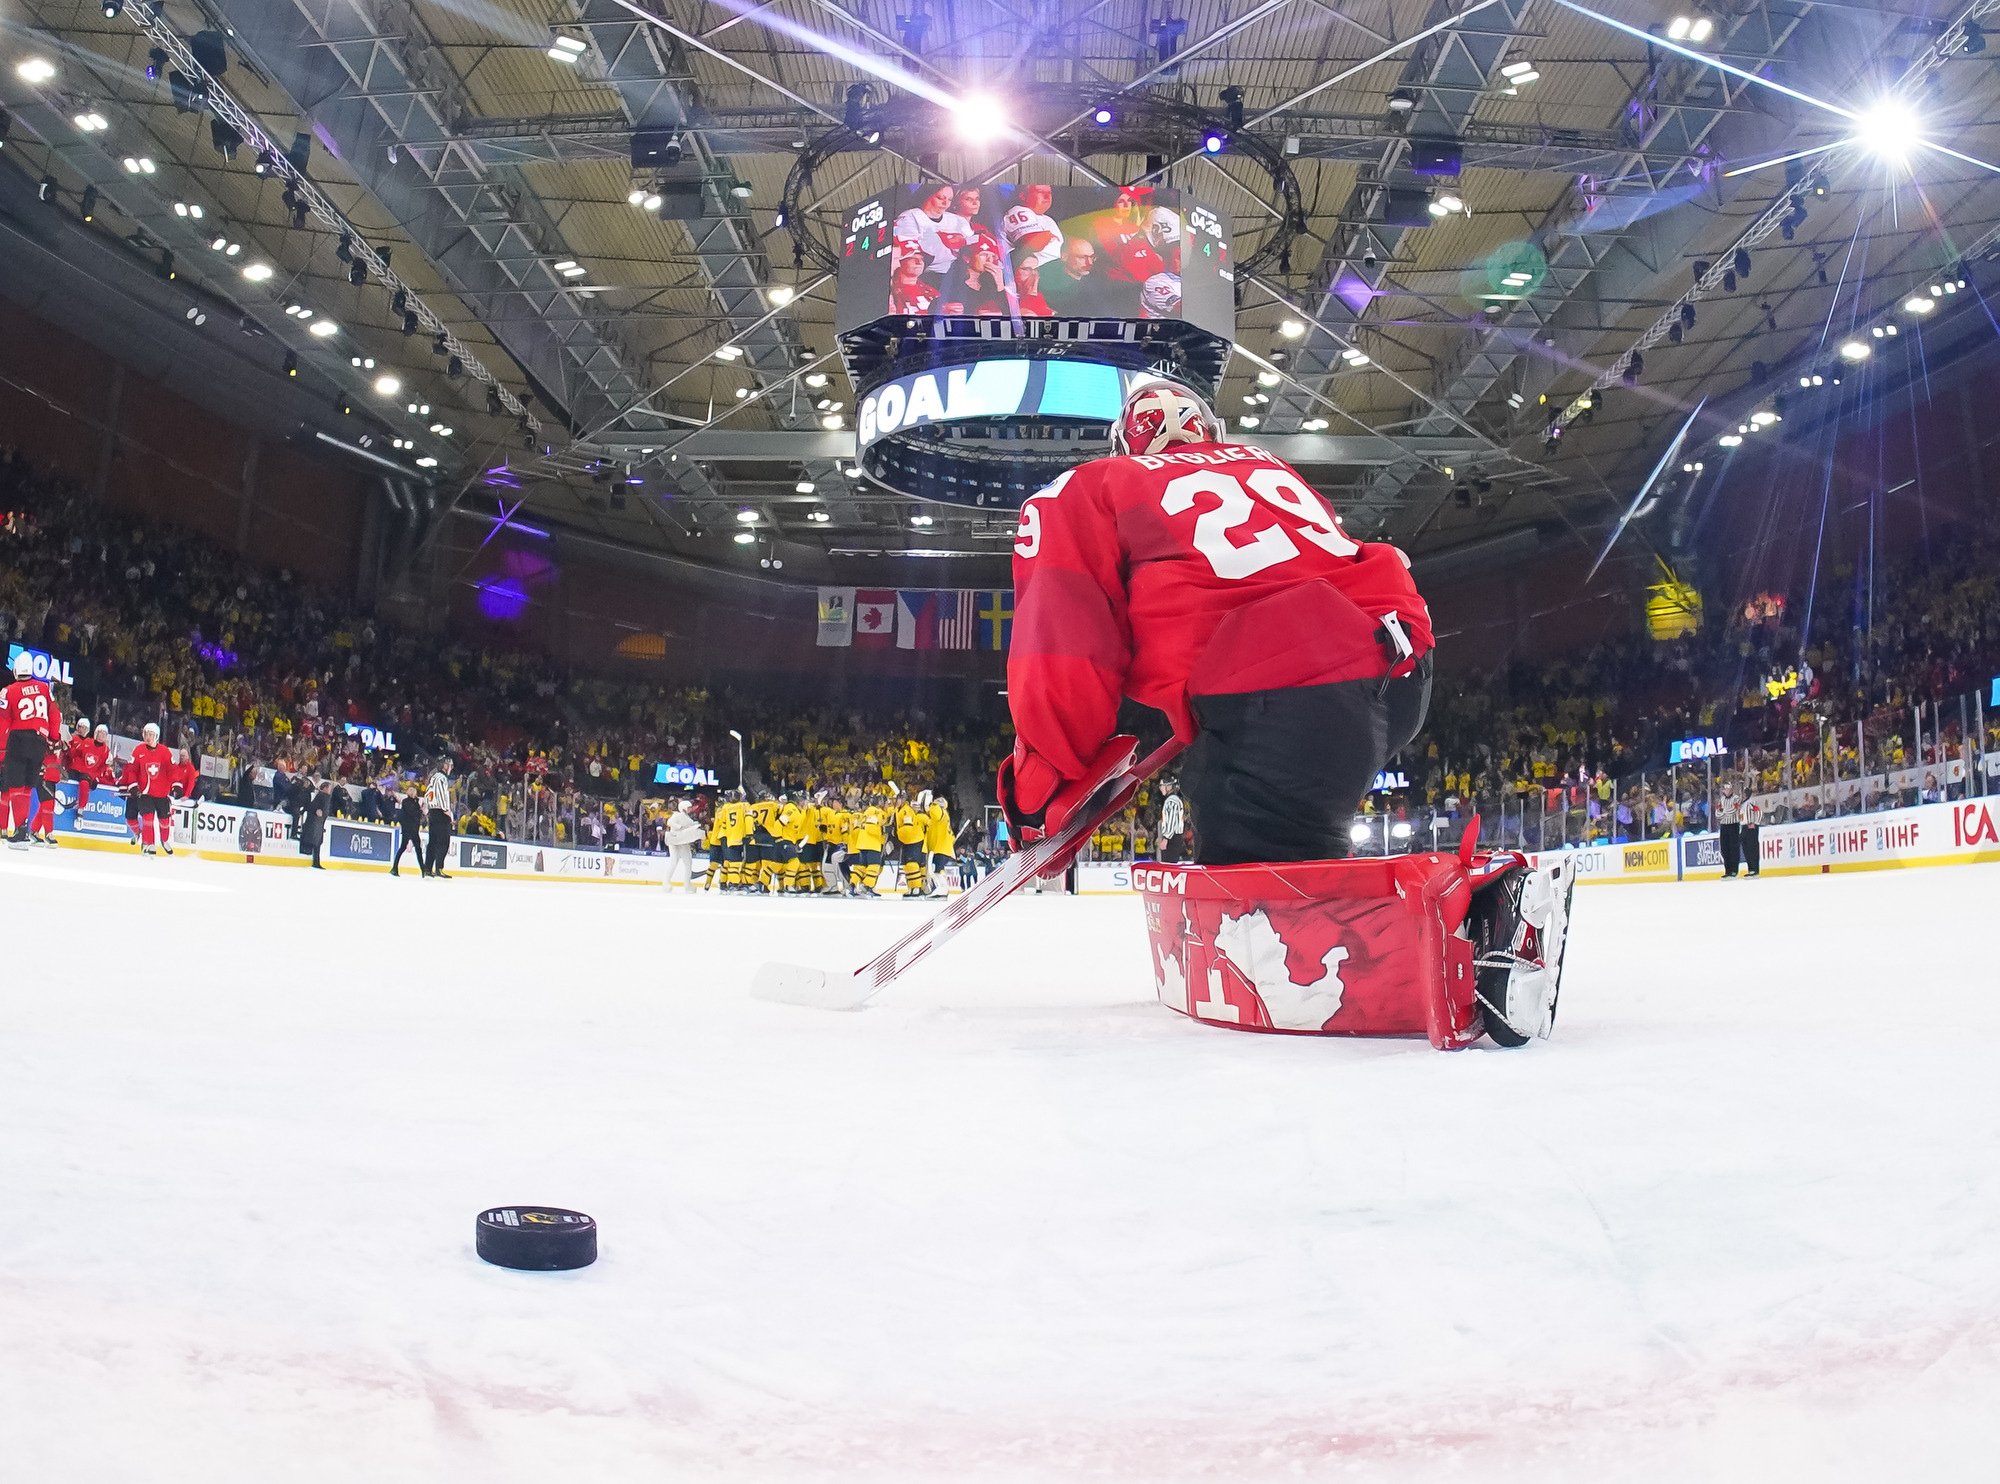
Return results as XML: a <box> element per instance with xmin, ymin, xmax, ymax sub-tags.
<box><xmin>3</xmin><ymin>0</ymin><xmax>2000</xmax><ymax>583</ymax></box>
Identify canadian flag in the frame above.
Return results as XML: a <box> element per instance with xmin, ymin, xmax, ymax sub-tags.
<box><xmin>853</xmin><ymin>590</ymin><xmax>897</xmax><ymax>648</ymax></box>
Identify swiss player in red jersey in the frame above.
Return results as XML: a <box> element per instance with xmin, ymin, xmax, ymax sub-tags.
<box><xmin>2</xmin><ymin>651</ymin><xmax>66</xmax><ymax>846</ymax></box>
<box><xmin>61</xmin><ymin>716</ymin><xmax>111</xmax><ymax>813</ymax></box>
<box><xmin>122</xmin><ymin>722</ymin><xmax>178</xmax><ymax>856</ymax></box>
<box><xmin>998</xmin><ymin>379</ymin><xmax>1433</xmax><ymax>865</ymax></box>
<box><xmin>30</xmin><ymin>746</ymin><xmax>64</xmax><ymax>845</ymax></box>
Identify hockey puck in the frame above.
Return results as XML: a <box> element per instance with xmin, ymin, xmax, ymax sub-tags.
<box><xmin>476</xmin><ymin>1206</ymin><xmax>598</xmax><ymax>1271</ymax></box>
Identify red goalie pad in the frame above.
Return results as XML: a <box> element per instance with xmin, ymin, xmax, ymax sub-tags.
<box><xmin>1135</xmin><ymin>851</ymin><xmax>1528</xmax><ymax>1050</ymax></box>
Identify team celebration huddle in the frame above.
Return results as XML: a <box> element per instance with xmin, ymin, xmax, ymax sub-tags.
<box><xmin>693</xmin><ymin>784</ymin><xmax>960</xmax><ymax>898</ymax></box>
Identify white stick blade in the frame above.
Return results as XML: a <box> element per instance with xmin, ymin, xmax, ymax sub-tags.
<box><xmin>750</xmin><ymin>961</ymin><xmax>868</xmax><ymax>1011</ymax></box>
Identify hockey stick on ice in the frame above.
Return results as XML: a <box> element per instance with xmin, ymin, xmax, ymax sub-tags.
<box><xmin>751</xmin><ymin>737</ymin><xmax>1184</xmax><ymax>1010</ymax></box>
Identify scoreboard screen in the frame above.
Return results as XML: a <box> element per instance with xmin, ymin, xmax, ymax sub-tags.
<box><xmin>835</xmin><ymin>182</ymin><xmax>1233</xmax><ymax>343</ymax></box>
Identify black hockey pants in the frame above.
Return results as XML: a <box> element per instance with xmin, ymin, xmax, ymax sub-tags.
<box><xmin>1181</xmin><ymin>659</ymin><xmax>1431</xmax><ymax>867</ymax></box>
<box><xmin>425</xmin><ymin>808</ymin><xmax>452</xmax><ymax>875</ymax></box>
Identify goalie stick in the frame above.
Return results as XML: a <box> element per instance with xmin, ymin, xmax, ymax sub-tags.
<box><xmin>751</xmin><ymin>736</ymin><xmax>1184</xmax><ymax>1010</ymax></box>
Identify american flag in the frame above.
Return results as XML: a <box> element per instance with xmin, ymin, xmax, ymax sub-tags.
<box><xmin>935</xmin><ymin>591</ymin><xmax>976</xmax><ymax>650</ymax></box>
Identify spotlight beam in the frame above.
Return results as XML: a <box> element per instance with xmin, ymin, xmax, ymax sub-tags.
<box><xmin>1915</xmin><ymin>138</ymin><xmax>2000</xmax><ymax>177</ymax></box>
<box><xmin>1551</xmin><ymin>0</ymin><xmax>1857</xmax><ymax>122</ymax></box>
<box><xmin>1722</xmin><ymin>141</ymin><xmax>1845</xmax><ymax>179</ymax></box>
<box><xmin>1587</xmin><ymin>398</ymin><xmax>1703</xmax><ymax>581</ymax></box>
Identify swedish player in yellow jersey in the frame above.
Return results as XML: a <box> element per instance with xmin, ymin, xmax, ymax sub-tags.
<box><xmin>708</xmin><ymin>808</ymin><xmax>732</xmax><ymax>888</ymax></box>
<box><xmin>922</xmin><ymin>791</ymin><xmax>955</xmax><ymax>897</ymax></box>
<box><xmin>848</xmin><ymin>790</ymin><xmax>887</xmax><ymax>896</ymax></box>
<box><xmin>774</xmin><ymin>794</ymin><xmax>807</xmax><ymax>894</ymax></box>
<box><xmin>892</xmin><ymin>784</ymin><xmax>929</xmax><ymax>896</ymax></box>
<box><xmin>750</xmin><ymin>794</ymin><xmax>784</xmax><ymax>892</ymax></box>
<box><xmin>821</xmin><ymin>792</ymin><xmax>853</xmax><ymax>894</ymax></box>
<box><xmin>719</xmin><ymin>792</ymin><xmax>753</xmax><ymax>891</ymax></box>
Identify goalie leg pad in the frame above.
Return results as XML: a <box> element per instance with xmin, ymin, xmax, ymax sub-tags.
<box><xmin>1136</xmin><ymin>854</ymin><xmax>1482</xmax><ymax>1049</ymax></box>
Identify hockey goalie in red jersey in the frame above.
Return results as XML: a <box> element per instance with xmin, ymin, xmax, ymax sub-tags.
<box><xmin>999</xmin><ymin>377</ymin><xmax>1433</xmax><ymax>865</ymax></box>
<box><xmin>997</xmin><ymin>377</ymin><xmax>1574</xmax><ymax>1049</ymax></box>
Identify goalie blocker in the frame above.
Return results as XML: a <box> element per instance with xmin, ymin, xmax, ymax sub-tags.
<box><xmin>1135</xmin><ymin>839</ymin><xmax>1575</xmax><ymax>1050</ymax></box>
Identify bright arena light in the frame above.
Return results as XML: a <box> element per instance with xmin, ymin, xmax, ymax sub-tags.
<box><xmin>1279</xmin><ymin>319</ymin><xmax>1305</xmax><ymax>338</ymax></box>
<box><xmin>1905</xmin><ymin>294</ymin><xmax>1936</xmax><ymax>313</ymax></box>
<box><xmin>308</xmin><ymin>319</ymin><xmax>338</xmax><ymax>337</ymax></box>
<box><xmin>768</xmin><ymin>285</ymin><xmax>795</xmax><ymax>307</ymax></box>
<box><xmin>373</xmin><ymin>374</ymin><xmax>401</xmax><ymax>396</ymax></box>
<box><xmin>17</xmin><ymin>57</ymin><xmax>56</xmax><ymax>83</ymax></box>
<box><xmin>1840</xmin><ymin>340</ymin><xmax>1872</xmax><ymax>361</ymax></box>
<box><xmin>950</xmin><ymin>93</ymin><xmax>1007</xmax><ymax>144</ymax></box>
<box><xmin>1851</xmin><ymin>99</ymin><xmax>1924</xmax><ymax>163</ymax></box>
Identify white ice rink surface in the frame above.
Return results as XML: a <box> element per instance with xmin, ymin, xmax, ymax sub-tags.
<box><xmin>1</xmin><ymin>849</ymin><xmax>1995</xmax><ymax>1482</ymax></box>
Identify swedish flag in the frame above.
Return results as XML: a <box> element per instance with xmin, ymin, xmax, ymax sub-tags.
<box><xmin>976</xmin><ymin>591</ymin><xmax>1014</xmax><ymax>651</ymax></box>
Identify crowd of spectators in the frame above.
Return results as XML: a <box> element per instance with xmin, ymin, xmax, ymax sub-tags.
<box><xmin>0</xmin><ymin>447</ymin><xmax>1007</xmax><ymax>847</ymax></box>
<box><xmin>1410</xmin><ymin>515</ymin><xmax>2000</xmax><ymax>847</ymax></box>
<box><xmin>7</xmin><ymin>437</ymin><xmax>1995</xmax><ymax>863</ymax></box>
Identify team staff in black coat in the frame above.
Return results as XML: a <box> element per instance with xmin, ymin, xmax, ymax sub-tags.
<box><xmin>393</xmin><ymin>786</ymin><xmax>426</xmax><ymax>877</ymax></box>
<box><xmin>298</xmin><ymin>778</ymin><xmax>334</xmax><ymax>869</ymax></box>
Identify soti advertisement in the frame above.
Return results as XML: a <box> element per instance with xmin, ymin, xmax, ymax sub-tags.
<box><xmin>836</xmin><ymin>183</ymin><xmax>1231</xmax><ymax>340</ymax></box>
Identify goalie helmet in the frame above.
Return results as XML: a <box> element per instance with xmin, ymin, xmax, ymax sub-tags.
<box><xmin>1111</xmin><ymin>377</ymin><xmax>1224</xmax><ymax>457</ymax></box>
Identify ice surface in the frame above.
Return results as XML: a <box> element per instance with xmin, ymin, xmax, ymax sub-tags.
<box><xmin>1</xmin><ymin>850</ymin><xmax>1995</xmax><ymax>1481</ymax></box>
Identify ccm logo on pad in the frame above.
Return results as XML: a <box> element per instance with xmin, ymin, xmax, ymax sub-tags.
<box><xmin>1133</xmin><ymin>868</ymin><xmax>1187</xmax><ymax>894</ymax></box>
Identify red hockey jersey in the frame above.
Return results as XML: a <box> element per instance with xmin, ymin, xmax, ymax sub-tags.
<box><xmin>0</xmin><ymin>678</ymin><xmax>63</xmax><ymax>743</ymax></box>
<box><xmin>62</xmin><ymin>734</ymin><xmax>112</xmax><ymax>782</ymax></box>
<box><xmin>1009</xmin><ymin>441</ymin><xmax>1432</xmax><ymax>790</ymax></box>
<box><xmin>122</xmin><ymin>742</ymin><xmax>179</xmax><ymax>798</ymax></box>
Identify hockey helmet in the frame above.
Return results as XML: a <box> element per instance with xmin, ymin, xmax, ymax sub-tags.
<box><xmin>1111</xmin><ymin>377</ymin><xmax>1224</xmax><ymax>457</ymax></box>
<box><xmin>917</xmin><ymin>789</ymin><xmax>933</xmax><ymax>810</ymax></box>
<box><xmin>142</xmin><ymin>721</ymin><xmax>161</xmax><ymax>740</ymax></box>
<box><xmin>11</xmin><ymin>652</ymin><xmax>32</xmax><ymax>678</ymax></box>
<box><xmin>74</xmin><ymin>716</ymin><xmax>90</xmax><ymax>732</ymax></box>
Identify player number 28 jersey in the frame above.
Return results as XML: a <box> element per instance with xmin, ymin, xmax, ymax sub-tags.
<box><xmin>0</xmin><ymin>678</ymin><xmax>63</xmax><ymax>742</ymax></box>
<box><xmin>1009</xmin><ymin>441</ymin><xmax>1433</xmax><ymax>787</ymax></box>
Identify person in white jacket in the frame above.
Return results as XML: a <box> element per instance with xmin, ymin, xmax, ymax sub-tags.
<box><xmin>663</xmin><ymin>798</ymin><xmax>705</xmax><ymax>892</ymax></box>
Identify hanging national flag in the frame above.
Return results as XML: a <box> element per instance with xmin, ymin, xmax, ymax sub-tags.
<box><xmin>816</xmin><ymin>586</ymin><xmax>855</xmax><ymax>647</ymax></box>
<box><xmin>853</xmin><ymin>589</ymin><xmax>897</xmax><ymax>648</ymax></box>
<box><xmin>976</xmin><ymin>590</ymin><xmax>1014</xmax><ymax>650</ymax></box>
<box><xmin>936</xmin><ymin>590</ymin><xmax>975</xmax><ymax>650</ymax></box>
<box><xmin>896</xmin><ymin>591</ymin><xmax>937</xmax><ymax>649</ymax></box>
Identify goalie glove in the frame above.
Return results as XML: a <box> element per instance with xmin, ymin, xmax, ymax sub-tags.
<box><xmin>997</xmin><ymin>735</ymin><xmax>1140</xmax><ymax>845</ymax></box>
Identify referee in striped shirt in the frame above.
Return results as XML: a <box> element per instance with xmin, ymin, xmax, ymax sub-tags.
<box><xmin>422</xmin><ymin>756</ymin><xmax>455</xmax><ymax>879</ymax></box>
<box><xmin>1156</xmin><ymin>777</ymin><xmax>1189</xmax><ymax>863</ymax></box>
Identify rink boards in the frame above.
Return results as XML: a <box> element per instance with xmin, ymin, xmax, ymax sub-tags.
<box><xmin>42</xmin><ymin>786</ymin><xmax>680</xmax><ymax>885</ymax></box>
<box><xmin>1540</xmin><ymin>796</ymin><xmax>2000</xmax><ymax>884</ymax></box>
